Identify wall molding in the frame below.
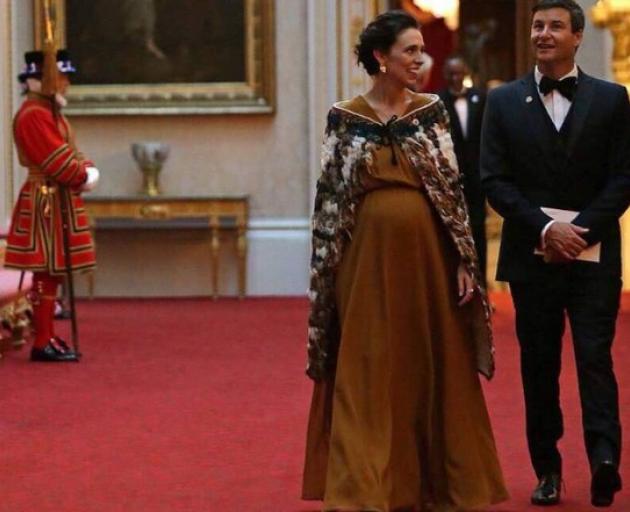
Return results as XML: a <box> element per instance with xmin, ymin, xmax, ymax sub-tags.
<box><xmin>248</xmin><ymin>217</ymin><xmax>309</xmax><ymax>231</ymax></box>
<box><xmin>246</xmin><ymin>216</ymin><xmax>310</xmax><ymax>296</ymax></box>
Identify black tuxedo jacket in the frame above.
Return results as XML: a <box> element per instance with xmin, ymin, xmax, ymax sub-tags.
<box><xmin>439</xmin><ymin>87</ymin><xmax>486</xmax><ymax>227</ymax></box>
<box><xmin>480</xmin><ymin>70</ymin><xmax>630</xmax><ymax>282</ymax></box>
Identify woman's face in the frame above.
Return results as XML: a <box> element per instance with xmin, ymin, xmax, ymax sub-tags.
<box><xmin>376</xmin><ymin>27</ymin><xmax>425</xmax><ymax>88</ymax></box>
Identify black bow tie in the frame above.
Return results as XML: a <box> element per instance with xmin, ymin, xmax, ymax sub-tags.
<box><xmin>539</xmin><ymin>75</ymin><xmax>577</xmax><ymax>101</ymax></box>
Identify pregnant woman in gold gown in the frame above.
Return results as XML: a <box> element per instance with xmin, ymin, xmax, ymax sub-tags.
<box><xmin>302</xmin><ymin>11</ymin><xmax>508</xmax><ymax>512</ymax></box>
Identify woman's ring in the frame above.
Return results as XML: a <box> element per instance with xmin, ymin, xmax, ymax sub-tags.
<box><xmin>466</xmin><ymin>289</ymin><xmax>474</xmax><ymax>294</ymax></box>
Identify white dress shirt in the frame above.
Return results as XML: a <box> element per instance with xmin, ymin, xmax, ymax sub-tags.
<box><xmin>534</xmin><ymin>64</ymin><xmax>578</xmax><ymax>131</ymax></box>
<box><xmin>453</xmin><ymin>94</ymin><xmax>468</xmax><ymax>139</ymax></box>
<box><xmin>535</xmin><ymin>64</ymin><xmax>579</xmax><ymax>245</ymax></box>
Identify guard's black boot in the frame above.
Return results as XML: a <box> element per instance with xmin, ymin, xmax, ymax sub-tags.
<box><xmin>30</xmin><ymin>337</ymin><xmax>79</xmax><ymax>362</ymax></box>
<box><xmin>53</xmin><ymin>336</ymin><xmax>81</xmax><ymax>359</ymax></box>
<box><xmin>531</xmin><ymin>473</ymin><xmax>561</xmax><ymax>506</ymax></box>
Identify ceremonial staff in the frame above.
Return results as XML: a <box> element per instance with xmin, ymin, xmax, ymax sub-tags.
<box><xmin>41</xmin><ymin>0</ymin><xmax>80</xmax><ymax>357</ymax></box>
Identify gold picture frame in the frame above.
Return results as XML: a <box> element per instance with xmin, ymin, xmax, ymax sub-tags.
<box><xmin>34</xmin><ymin>0</ymin><xmax>275</xmax><ymax>115</ymax></box>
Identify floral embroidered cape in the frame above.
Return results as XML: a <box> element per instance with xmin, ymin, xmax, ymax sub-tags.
<box><xmin>307</xmin><ymin>94</ymin><xmax>494</xmax><ymax>381</ymax></box>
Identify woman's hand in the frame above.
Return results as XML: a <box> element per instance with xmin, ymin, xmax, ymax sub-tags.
<box><xmin>457</xmin><ymin>262</ymin><xmax>475</xmax><ymax>306</ymax></box>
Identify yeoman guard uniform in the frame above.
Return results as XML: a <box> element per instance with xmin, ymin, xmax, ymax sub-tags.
<box><xmin>4</xmin><ymin>50</ymin><xmax>99</xmax><ymax>362</ymax></box>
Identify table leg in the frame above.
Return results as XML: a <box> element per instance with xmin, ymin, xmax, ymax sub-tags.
<box><xmin>211</xmin><ymin>226</ymin><xmax>220</xmax><ymax>300</ymax></box>
<box><xmin>237</xmin><ymin>226</ymin><xmax>247</xmax><ymax>299</ymax></box>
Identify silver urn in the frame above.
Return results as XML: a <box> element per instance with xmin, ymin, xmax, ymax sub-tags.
<box><xmin>131</xmin><ymin>142</ymin><xmax>170</xmax><ymax>196</ymax></box>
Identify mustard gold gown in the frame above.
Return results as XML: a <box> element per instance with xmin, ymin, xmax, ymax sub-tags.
<box><xmin>303</xmin><ymin>96</ymin><xmax>508</xmax><ymax>512</ymax></box>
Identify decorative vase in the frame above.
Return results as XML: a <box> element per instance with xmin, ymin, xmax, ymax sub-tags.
<box><xmin>131</xmin><ymin>142</ymin><xmax>170</xmax><ymax>196</ymax></box>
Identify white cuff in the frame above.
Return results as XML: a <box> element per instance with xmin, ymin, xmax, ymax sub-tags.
<box><xmin>82</xmin><ymin>166</ymin><xmax>100</xmax><ymax>192</ymax></box>
<box><xmin>540</xmin><ymin>220</ymin><xmax>556</xmax><ymax>249</ymax></box>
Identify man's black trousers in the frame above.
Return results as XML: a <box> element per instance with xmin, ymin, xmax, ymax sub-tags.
<box><xmin>510</xmin><ymin>267</ymin><xmax>622</xmax><ymax>478</ymax></box>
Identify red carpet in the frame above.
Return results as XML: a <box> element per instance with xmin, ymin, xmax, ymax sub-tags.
<box><xmin>0</xmin><ymin>294</ymin><xmax>629</xmax><ymax>511</ymax></box>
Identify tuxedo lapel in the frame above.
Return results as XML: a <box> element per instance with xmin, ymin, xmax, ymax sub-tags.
<box><xmin>519</xmin><ymin>73</ymin><xmax>560</xmax><ymax>174</ymax></box>
<box><xmin>565</xmin><ymin>70</ymin><xmax>595</xmax><ymax>157</ymax></box>
<box><xmin>466</xmin><ymin>91</ymin><xmax>480</xmax><ymax>138</ymax></box>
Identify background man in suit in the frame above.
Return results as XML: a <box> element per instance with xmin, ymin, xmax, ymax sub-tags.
<box><xmin>481</xmin><ymin>0</ymin><xmax>630</xmax><ymax>507</ymax></box>
<box><xmin>439</xmin><ymin>56</ymin><xmax>487</xmax><ymax>286</ymax></box>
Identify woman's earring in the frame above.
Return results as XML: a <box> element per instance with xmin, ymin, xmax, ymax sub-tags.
<box><xmin>380</xmin><ymin>64</ymin><xmax>387</xmax><ymax>74</ymax></box>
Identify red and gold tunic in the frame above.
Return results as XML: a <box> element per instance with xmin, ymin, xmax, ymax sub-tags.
<box><xmin>4</xmin><ymin>94</ymin><xmax>96</xmax><ymax>275</ymax></box>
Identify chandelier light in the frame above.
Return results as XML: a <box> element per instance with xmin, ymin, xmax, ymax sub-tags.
<box><xmin>413</xmin><ymin>0</ymin><xmax>460</xmax><ymax>30</ymax></box>
<box><xmin>601</xmin><ymin>0</ymin><xmax>630</xmax><ymax>7</ymax></box>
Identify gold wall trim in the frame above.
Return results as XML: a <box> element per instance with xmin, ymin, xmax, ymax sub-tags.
<box><xmin>592</xmin><ymin>0</ymin><xmax>630</xmax><ymax>89</ymax></box>
<box><xmin>591</xmin><ymin>0</ymin><xmax>630</xmax><ymax>289</ymax></box>
<box><xmin>33</xmin><ymin>0</ymin><xmax>275</xmax><ymax>116</ymax></box>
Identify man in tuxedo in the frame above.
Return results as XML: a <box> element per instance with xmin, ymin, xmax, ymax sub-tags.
<box><xmin>438</xmin><ymin>56</ymin><xmax>487</xmax><ymax>286</ymax></box>
<box><xmin>481</xmin><ymin>0</ymin><xmax>630</xmax><ymax>507</ymax></box>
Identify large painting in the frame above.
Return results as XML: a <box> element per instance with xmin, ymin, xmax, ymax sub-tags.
<box><xmin>34</xmin><ymin>0</ymin><xmax>275</xmax><ymax>115</ymax></box>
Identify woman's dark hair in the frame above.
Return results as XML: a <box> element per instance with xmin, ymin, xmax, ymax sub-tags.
<box><xmin>355</xmin><ymin>10</ymin><xmax>420</xmax><ymax>76</ymax></box>
<box><xmin>532</xmin><ymin>0</ymin><xmax>585</xmax><ymax>33</ymax></box>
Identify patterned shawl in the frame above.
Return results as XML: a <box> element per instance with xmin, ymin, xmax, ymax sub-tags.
<box><xmin>307</xmin><ymin>94</ymin><xmax>494</xmax><ymax>381</ymax></box>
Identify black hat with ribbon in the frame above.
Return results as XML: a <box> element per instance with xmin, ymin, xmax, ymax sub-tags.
<box><xmin>18</xmin><ymin>49</ymin><xmax>77</xmax><ymax>83</ymax></box>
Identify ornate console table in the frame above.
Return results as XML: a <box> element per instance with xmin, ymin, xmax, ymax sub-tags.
<box><xmin>84</xmin><ymin>195</ymin><xmax>249</xmax><ymax>298</ymax></box>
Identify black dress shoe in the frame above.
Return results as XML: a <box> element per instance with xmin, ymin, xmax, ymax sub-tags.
<box><xmin>52</xmin><ymin>336</ymin><xmax>81</xmax><ymax>358</ymax></box>
<box><xmin>531</xmin><ymin>473</ymin><xmax>561</xmax><ymax>506</ymax></box>
<box><xmin>591</xmin><ymin>461</ymin><xmax>622</xmax><ymax>507</ymax></box>
<box><xmin>30</xmin><ymin>338</ymin><xmax>79</xmax><ymax>362</ymax></box>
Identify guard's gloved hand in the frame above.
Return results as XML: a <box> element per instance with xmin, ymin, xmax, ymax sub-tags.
<box><xmin>81</xmin><ymin>166</ymin><xmax>100</xmax><ymax>192</ymax></box>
